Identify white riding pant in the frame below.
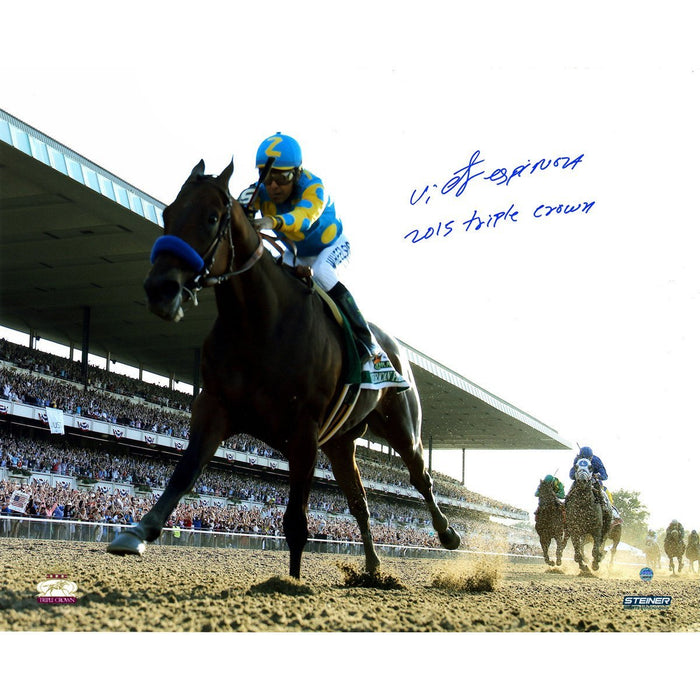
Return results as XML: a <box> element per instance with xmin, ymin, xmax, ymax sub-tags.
<box><xmin>282</xmin><ymin>233</ymin><xmax>350</xmax><ymax>291</ymax></box>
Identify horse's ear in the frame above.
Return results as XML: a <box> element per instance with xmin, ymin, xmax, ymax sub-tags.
<box><xmin>216</xmin><ymin>159</ymin><xmax>234</xmax><ymax>191</ymax></box>
<box><xmin>188</xmin><ymin>160</ymin><xmax>206</xmax><ymax>182</ymax></box>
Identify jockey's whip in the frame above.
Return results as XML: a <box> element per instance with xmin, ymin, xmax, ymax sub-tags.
<box><xmin>243</xmin><ymin>156</ymin><xmax>276</xmax><ymax>217</ymax></box>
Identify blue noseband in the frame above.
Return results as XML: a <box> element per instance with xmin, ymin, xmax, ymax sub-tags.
<box><xmin>150</xmin><ymin>235</ymin><xmax>205</xmax><ymax>272</ymax></box>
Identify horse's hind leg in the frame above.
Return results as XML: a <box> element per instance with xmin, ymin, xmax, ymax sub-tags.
<box><xmin>322</xmin><ymin>436</ymin><xmax>381</xmax><ymax>574</ymax></box>
<box><xmin>367</xmin><ymin>391</ymin><xmax>460</xmax><ymax>550</ymax></box>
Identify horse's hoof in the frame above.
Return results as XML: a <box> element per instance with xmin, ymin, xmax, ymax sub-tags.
<box><xmin>107</xmin><ymin>531</ymin><xmax>146</xmax><ymax>556</ymax></box>
<box><xmin>438</xmin><ymin>526</ymin><xmax>461</xmax><ymax>551</ymax></box>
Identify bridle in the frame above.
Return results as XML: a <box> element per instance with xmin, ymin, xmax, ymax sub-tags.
<box><xmin>150</xmin><ymin>177</ymin><xmax>265</xmax><ymax>307</ymax></box>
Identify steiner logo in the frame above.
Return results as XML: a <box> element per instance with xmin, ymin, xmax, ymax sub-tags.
<box><xmin>622</xmin><ymin>595</ymin><xmax>672</xmax><ymax>609</ymax></box>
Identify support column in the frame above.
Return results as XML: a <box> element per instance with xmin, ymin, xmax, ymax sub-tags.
<box><xmin>81</xmin><ymin>306</ymin><xmax>91</xmax><ymax>389</ymax></box>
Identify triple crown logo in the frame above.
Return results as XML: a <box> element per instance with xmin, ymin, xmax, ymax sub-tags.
<box><xmin>36</xmin><ymin>572</ymin><xmax>78</xmax><ymax>604</ymax></box>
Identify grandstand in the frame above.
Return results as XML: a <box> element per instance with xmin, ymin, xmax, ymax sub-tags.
<box><xmin>1</xmin><ymin>336</ymin><xmax>539</xmax><ymax>553</ymax></box>
<box><xmin>1</xmin><ymin>107</ymin><xmax>571</xmax><ymax>554</ymax></box>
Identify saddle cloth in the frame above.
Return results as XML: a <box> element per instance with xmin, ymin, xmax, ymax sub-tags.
<box><xmin>314</xmin><ymin>282</ymin><xmax>409</xmax><ymax>391</ymax></box>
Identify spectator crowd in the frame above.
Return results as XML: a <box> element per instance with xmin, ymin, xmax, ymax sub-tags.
<box><xmin>0</xmin><ymin>336</ymin><xmax>534</xmax><ymax>552</ymax></box>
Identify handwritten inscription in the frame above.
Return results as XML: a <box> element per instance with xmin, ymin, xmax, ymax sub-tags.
<box><xmin>405</xmin><ymin>149</ymin><xmax>593</xmax><ymax>242</ymax></box>
<box><xmin>404</xmin><ymin>201</ymin><xmax>595</xmax><ymax>243</ymax></box>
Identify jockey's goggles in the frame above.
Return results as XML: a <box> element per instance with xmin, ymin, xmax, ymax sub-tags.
<box><xmin>261</xmin><ymin>169</ymin><xmax>295</xmax><ymax>186</ymax></box>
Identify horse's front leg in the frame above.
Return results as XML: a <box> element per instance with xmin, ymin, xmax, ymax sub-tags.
<box><xmin>555</xmin><ymin>535</ymin><xmax>565</xmax><ymax>566</ymax></box>
<box><xmin>539</xmin><ymin>535</ymin><xmax>553</xmax><ymax>566</ymax></box>
<box><xmin>283</xmin><ymin>428</ymin><xmax>320</xmax><ymax>579</ymax></box>
<box><xmin>571</xmin><ymin>534</ymin><xmax>589</xmax><ymax>573</ymax></box>
<box><xmin>591</xmin><ymin>533</ymin><xmax>605</xmax><ymax>571</ymax></box>
<box><xmin>108</xmin><ymin>392</ymin><xmax>227</xmax><ymax>556</ymax></box>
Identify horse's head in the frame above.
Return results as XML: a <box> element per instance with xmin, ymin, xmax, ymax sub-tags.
<box><xmin>144</xmin><ymin>160</ymin><xmax>239</xmax><ymax>322</ymax></box>
<box><xmin>538</xmin><ymin>478</ymin><xmax>556</xmax><ymax>499</ymax></box>
<box><xmin>573</xmin><ymin>458</ymin><xmax>593</xmax><ymax>485</ymax></box>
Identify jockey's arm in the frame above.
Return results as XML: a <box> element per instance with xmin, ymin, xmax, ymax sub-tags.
<box><xmin>591</xmin><ymin>456</ymin><xmax>607</xmax><ymax>480</ymax></box>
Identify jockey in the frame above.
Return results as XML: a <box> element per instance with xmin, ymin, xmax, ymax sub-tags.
<box><xmin>569</xmin><ymin>446</ymin><xmax>620</xmax><ymax>521</ymax></box>
<box><xmin>569</xmin><ymin>446</ymin><xmax>607</xmax><ymax>482</ymax></box>
<box><xmin>535</xmin><ymin>474</ymin><xmax>565</xmax><ymax>500</ymax></box>
<box><xmin>238</xmin><ymin>133</ymin><xmax>404</xmax><ymax>379</ymax></box>
<box><xmin>666</xmin><ymin>519</ymin><xmax>685</xmax><ymax>541</ymax></box>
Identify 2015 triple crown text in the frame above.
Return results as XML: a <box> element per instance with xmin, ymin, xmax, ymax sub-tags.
<box><xmin>403</xmin><ymin>149</ymin><xmax>595</xmax><ymax>243</ymax></box>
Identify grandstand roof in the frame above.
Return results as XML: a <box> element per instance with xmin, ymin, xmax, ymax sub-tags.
<box><xmin>0</xmin><ymin>108</ymin><xmax>571</xmax><ymax>452</ymax></box>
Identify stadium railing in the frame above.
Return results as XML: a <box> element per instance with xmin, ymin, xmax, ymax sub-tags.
<box><xmin>0</xmin><ymin>514</ymin><xmax>467</xmax><ymax>561</ymax></box>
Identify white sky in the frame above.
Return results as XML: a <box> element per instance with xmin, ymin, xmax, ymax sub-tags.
<box><xmin>1</xmin><ymin>0</ymin><xmax>699</xmax><ymax>535</ymax></box>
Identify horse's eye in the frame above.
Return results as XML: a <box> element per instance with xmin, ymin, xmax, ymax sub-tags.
<box><xmin>208</xmin><ymin>213</ymin><xmax>219</xmax><ymax>226</ymax></box>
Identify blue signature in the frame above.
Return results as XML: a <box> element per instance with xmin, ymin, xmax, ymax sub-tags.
<box><xmin>404</xmin><ymin>201</ymin><xmax>595</xmax><ymax>243</ymax></box>
<box><xmin>409</xmin><ymin>150</ymin><xmax>585</xmax><ymax>205</ymax></box>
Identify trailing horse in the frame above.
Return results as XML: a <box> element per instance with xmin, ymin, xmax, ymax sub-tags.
<box><xmin>107</xmin><ymin>160</ymin><xmax>460</xmax><ymax>578</ymax></box>
<box><xmin>685</xmin><ymin>530</ymin><xmax>700</xmax><ymax>574</ymax></box>
<box><xmin>534</xmin><ymin>478</ymin><xmax>567</xmax><ymax>566</ymax></box>
<box><xmin>664</xmin><ymin>525</ymin><xmax>685</xmax><ymax>575</ymax></box>
<box><xmin>565</xmin><ymin>459</ymin><xmax>610</xmax><ymax>573</ymax></box>
<box><xmin>644</xmin><ymin>537</ymin><xmax>661</xmax><ymax>570</ymax></box>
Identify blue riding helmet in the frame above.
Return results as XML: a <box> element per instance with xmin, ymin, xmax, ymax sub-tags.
<box><xmin>256</xmin><ymin>132</ymin><xmax>302</xmax><ymax>170</ymax></box>
<box><xmin>579</xmin><ymin>446</ymin><xmax>593</xmax><ymax>459</ymax></box>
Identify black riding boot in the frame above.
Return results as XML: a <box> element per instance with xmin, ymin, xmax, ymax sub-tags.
<box><xmin>328</xmin><ymin>282</ymin><xmax>374</xmax><ymax>361</ymax></box>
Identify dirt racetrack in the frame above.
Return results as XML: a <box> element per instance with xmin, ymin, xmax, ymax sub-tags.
<box><xmin>2</xmin><ymin>539</ymin><xmax>699</xmax><ymax>633</ymax></box>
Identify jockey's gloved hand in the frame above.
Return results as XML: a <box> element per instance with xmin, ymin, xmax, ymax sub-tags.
<box><xmin>238</xmin><ymin>184</ymin><xmax>257</xmax><ymax>209</ymax></box>
<box><xmin>253</xmin><ymin>216</ymin><xmax>276</xmax><ymax>233</ymax></box>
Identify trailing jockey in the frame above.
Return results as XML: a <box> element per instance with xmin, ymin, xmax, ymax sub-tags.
<box><xmin>534</xmin><ymin>473</ymin><xmax>566</xmax><ymax>520</ymax></box>
<box><xmin>569</xmin><ymin>445</ymin><xmax>620</xmax><ymax>530</ymax></box>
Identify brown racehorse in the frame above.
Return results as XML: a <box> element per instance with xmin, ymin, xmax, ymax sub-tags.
<box><xmin>664</xmin><ymin>526</ymin><xmax>685</xmax><ymax>575</ymax></box>
<box><xmin>107</xmin><ymin>160</ymin><xmax>460</xmax><ymax>578</ymax></box>
<box><xmin>685</xmin><ymin>530</ymin><xmax>700</xmax><ymax>574</ymax></box>
<box><xmin>565</xmin><ymin>461</ymin><xmax>607</xmax><ymax>573</ymax></box>
<box><xmin>534</xmin><ymin>479</ymin><xmax>567</xmax><ymax>567</ymax></box>
<box><xmin>645</xmin><ymin>537</ymin><xmax>661</xmax><ymax>570</ymax></box>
